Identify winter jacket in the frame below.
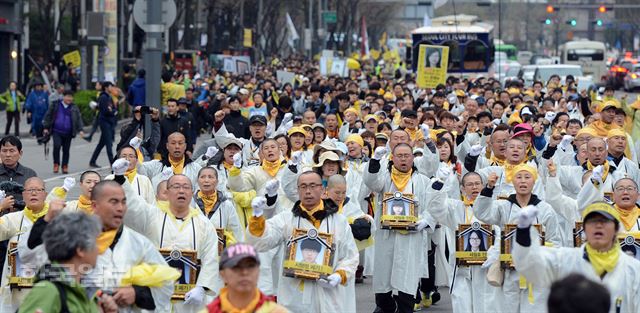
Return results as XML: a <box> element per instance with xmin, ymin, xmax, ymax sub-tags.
<box><xmin>127</xmin><ymin>77</ymin><xmax>146</xmax><ymax>106</ymax></box>
<box><xmin>43</xmin><ymin>100</ymin><xmax>84</xmax><ymax>137</ymax></box>
<box><xmin>0</xmin><ymin>90</ymin><xmax>25</xmax><ymax>112</ymax></box>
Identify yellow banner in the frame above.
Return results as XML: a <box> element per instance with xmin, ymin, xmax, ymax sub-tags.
<box><xmin>174</xmin><ymin>283</ymin><xmax>196</xmax><ymax>294</ymax></box>
<box><xmin>380</xmin><ymin>214</ymin><xmax>418</xmax><ymax>223</ymax></box>
<box><xmin>283</xmin><ymin>260</ymin><xmax>333</xmax><ymax>275</ymax></box>
<box><xmin>243</xmin><ymin>29</ymin><xmax>252</xmax><ymax>47</ymax></box>
<box><xmin>416</xmin><ymin>44</ymin><xmax>449</xmax><ymax>89</ymax></box>
<box><xmin>499</xmin><ymin>254</ymin><xmax>513</xmax><ymax>262</ymax></box>
<box><xmin>455</xmin><ymin>251</ymin><xmax>488</xmax><ymax>259</ymax></box>
<box><xmin>9</xmin><ymin>276</ymin><xmax>34</xmax><ymax>287</ymax></box>
<box><xmin>63</xmin><ymin>50</ymin><xmax>81</xmax><ymax>69</ymax></box>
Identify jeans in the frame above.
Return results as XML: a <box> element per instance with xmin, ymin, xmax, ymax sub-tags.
<box><xmin>89</xmin><ymin>121</ymin><xmax>115</xmax><ymax>165</ymax></box>
<box><xmin>52</xmin><ymin>132</ymin><xmax>72</xmax><ymax>166</ymax></box>
<box><xmin>5</xmin><ymin>111</ymin><xmax>19</xmax><ymax>136</ymax></box>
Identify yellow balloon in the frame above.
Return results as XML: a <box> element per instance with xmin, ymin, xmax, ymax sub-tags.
<box><xmin>346</xmin><ymin>58</ymin><xmax>361</xmax><ymax>70</ymax></box>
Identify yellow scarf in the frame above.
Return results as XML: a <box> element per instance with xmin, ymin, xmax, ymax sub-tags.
<box><xmin>96</xmin><ymin>229</ymin><xmax>119</xmax><ymax>254</ymax></box>
<box><xmin>504</xmin><ymin>162</ymin><xmax>523</xmax><ymax>183</ymax></box>
<box><xmin>23</xmin><ymin>204</ymin><xmax>49</xmax><ymax>223</ymax></box>
<box><xmin>300</xmin><ymin>201</ymin><xmax>325</xmax><ymax>228</ymax></box>
<box><xmin>391</xmin><ymin>167</ymin><xmax>412</xmax><ymax>192</ymax></box>
<box><xmin>585</xmin><ymin>242</ymin><xmax>620</xmax><ymax>276</ymax></box>
<box><xmin>198</xmin><ymin>191</ymin><xmax>218</xmax><ymax>216</ymax></box>
<box><xmin>489</xmin><ymin>154</ymin><xmax>505</xmax><ymax>166</ymax></box>
<box><xmin>587</xmin><ymin>160</ymin><xmax>610</xmax><ymax>183</ymax></box>
<box><xmin>337</xmin><ymin>200</ymin><xmax>344</xmax><ymax>214</ymax></box>
<box><xmin>223</xmin><ymin>162</ymin><xmax>233</xmax><ymax>170</ymax></box>
<box><xmin>219</xmin><ymin>287</ymin><xmax>261</xmax><ymax>313</ymax></box>
<box><xmin>169</xmin><ymin>157</ymin><xmax>185</xmax><ymax>175</ymax></box>
<box><xmin>462</xmin><ymin>196</ymin><xmax>474</xmax><ymax>224</ymax></box>
<box><xmin>404</xmin><ymin>127</ymin><xmax>424</xmax><ymax>142</ymax></box>
<box><xmin>261</xmin><ymin>159</ymin><xmax>281</xmax><ymax>177</ymax></box>
<box><xmin>615</xmin><ymin>204</ymin><xmax>640</xmax><ymax>231</ymax></box>
<box><xmin>125</xmin><ymin>167</ymin><xmax>137</xmax><ymax>183</ymax></box>
<box><xmin>77</xmin><ymin>195</ymin><xmax>93</xmax><ymax>214</ymax></box>
<box><xmin>588</xmin><ymin>122</ymin><xmax>620</xmax><ymax>138</ymax></box>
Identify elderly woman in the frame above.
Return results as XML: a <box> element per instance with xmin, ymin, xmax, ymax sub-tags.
<box><xmin>19</xmin><ymin>213</ymin><xmax>118</xmax><ymax>313</ymax></box>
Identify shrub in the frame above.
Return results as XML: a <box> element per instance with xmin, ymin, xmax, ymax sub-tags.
<box><xmin>74</xmin><ymin>90</ymin><xmax>98</xmax><ymax>125</ymax></box>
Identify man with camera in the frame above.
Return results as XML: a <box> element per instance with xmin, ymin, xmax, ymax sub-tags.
<box><xmin>0</xmin><ymin>136</ymin><xmax>36</xmax><ymax>187</ymax></box>
<box><xmin>117</xmin><ymin>105</ymin><xmax>161</xmax><ymax>160</ymax></box>
<box><xmin>42</xmin><ymin>90</ymin><xmax>84</xmax><ymax>174</ymax></box>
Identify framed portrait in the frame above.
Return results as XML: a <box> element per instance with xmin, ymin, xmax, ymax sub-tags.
<box><xmin>380</xmin><ymin>192</ymin><xmax>418</xmax><ymax>231</ymax></box>
<box><xmin>501</xmin><ymin>224</ymin><xmax>544</xmax><ymax>269</ymax></box>
<box><xmin>216</xmin><ymin>228</ymin><xmax>226</xmax><ymax>256</ymax></box>
<box><xmin>455</xmin><ymin>222</ymin><xmax>494</xmax><ymax>265</ymax></box>
<box><xmin>159</xmin><ymin>248</ymin><xmax>200</xmax><ymax>300</ymax></box>
<box><xmin>573</xmin><ymin>222</ymin><xmax>585</xmax><ymax>247</ymax></box>
<box><xmin>619</xmin><ymin>234</ymin><xmax>640</xmax><ymax>261</ymax></box>
<box><xmin>283</xmin><ymin>228</ymin><xmax>335</xmax><ymax>281</ymax></box>
<box><xmin>8</xmin><ymin>241</ymin><xmax>35</xmax><ymax>289</ymax></box>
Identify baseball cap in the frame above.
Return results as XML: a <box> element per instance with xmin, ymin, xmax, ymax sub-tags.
<box><xmin>219</xmin><ymin>243</ymin><xmax>260</xmax><ymax>270</ymax></box>
<box><xmin>401</xmin><ymin>110</ymin><xmax>418</xmax><ymax>119</ymax></box>
<box><xmin>582</xmin><ymin>202</ymin><xmax>620</xmax><ymax>224</ymax></box>
<box><xmin>249</xmin><ymin>115</ymin><xmax>267</xmax><ymax>126</ymax></box>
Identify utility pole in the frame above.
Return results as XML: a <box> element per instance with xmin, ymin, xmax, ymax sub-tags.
<box><xmin>80</xmin><ymin>0</ymin><xmax>87</xmax><ymax>90</ymax></box>
<box><xmin>308</xmin><ymin>0</ymin><xmax>313</xmax><ymax>56</ymax></box>
<box><xmin>143</xmin><ymin>0</ymin><xmax>163</xmax><ymax>141</ymax></box>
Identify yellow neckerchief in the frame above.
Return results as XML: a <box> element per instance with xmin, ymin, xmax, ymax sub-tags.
<box><xmin>168</xmin><ymin>157</ymin><xmax>185</xmax><ymax>175</ymax></box>
<box><xmin>390</xmin><ymin>167</ymin><xmax>412</xmax><ymax>192</ymax></box>
<box><xmin>77</xmin><ymin>195</ymin><xmax>93</xmax><ymax>214</ymax></box>
<box><xmin>489</xmin><ymin>154</ymin><xmax>506</xmax><ymax>166</ymax></box>
<box><xmin>589</xmin><ymin>121</ymin><xmax>620</xmax><ymax>137</ymax></box>
<box><xmin>125</xmin><ymin>167</ymin><xmax>137</xmax><ymax>183</ymax></box>
<box><xmin>585</xmin><ymin>242</ymin><xmax>620</xmax><ymax>276</ymax></box>
<box><xmin>504</xmin><ymin>161</ymin><xmax>524</xmax><ymax>183</ymax></box>
<box><xmin>337</xmin><ymin>199</ymin><xmax>345</xmax><ymax>214</ymax></box>
<box><xmin>198</xmin><ymin>191</ymin><xmax>218</xmax><ymax>216</ymax></box>
<box><xmin>219</xmin><ymin>287</ymin><xmax>261</xmax><ymax>313</ymax></box>
<box><xmin>462</xmin><ymin>196</ymin><xmax>474</xmax><ymax>223</ymax></box>
<box><xmin>615</xmin><ymin>204</ymin><xmax>640</xmax><ymax>231</ymax></box>
<box><xmin>97</xmin><ymin>228</ymin><xmax>119</xmax><ymax>254</ymax></box>
<box><xmin>156</xmin><ymin>200</ymin><xmax>169</xmax><ymax>212</ymax></box>
<box><xmin>261</xmin><ymin>159</ymin><xmax>281</xmax><ymax>177</ymax></box>
<box><xmin>166</xmin><ymin>207</ymin><xmax>200</xmax><ymax>232</ymax></box>
<box><xmin>300</xmin><ymin>201</ymin><xmax>325</xmax><ymax>228</ymax></box>
<box><xmin>223</xmin><ymin>162</ymin><xmax>233</xmax><ymax>170</ymax></box>
<box><xmin>404</xmin><ymin>127</ymin><xmax>424</xmax><ymax>142</ymax></box>
<box><xmin>587</xmin><ymin>160</ymin><xmax>610</xmax><ymax>183</ymax></box>
<box><xmin>23</xmin><ymin>203</ymin><xmax>49</xmax><ymax>223</ymax></box>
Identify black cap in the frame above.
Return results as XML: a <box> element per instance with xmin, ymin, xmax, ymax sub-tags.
<box><xmin>433</xmin><ymin>91</ymin><xmax>445</xmax><ymax>98</ymax></box>
<box><xmin>401</xmin><ymin>109</ymin><xmax>418</xmax><ymax>118</ymax></box>
<box><xmin>177</xmin><ymin>97</ymin><xmax>189</xmax><ymax>105</ymax></box>
<box><xmin>350</xmin><ymin>218</ymin><xmax>372</xmax><ymax>241</ymax></box>
<box><xmin>249</xmin><ymin>115</ymin><xmax>268</xmax><ymax>126</ymax></box>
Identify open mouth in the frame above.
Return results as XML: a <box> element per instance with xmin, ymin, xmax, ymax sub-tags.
<box><xmin>177</xmin><ymin>196</ymin><xmax>186</xmax><ymax>201</ymax></box>
<box><xmin>621</xmin><ymin>196</ymin><xmax>631</xmax><ymax>201</ymax></box>
<box><xmin>592</xmin><ymin>231</ymin><xmax>604</xmax><ymax>239</ymax></box>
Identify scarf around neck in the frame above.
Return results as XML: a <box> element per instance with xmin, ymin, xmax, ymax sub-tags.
<box><xmin>391</xmin><ymin>167</ymin><xmax>412</xmax><ymax>192</ymax></box>
<box><xmin>585</xmin><ymin>242</ymin><xmax>620</xmax><ymax>277</ymax></box>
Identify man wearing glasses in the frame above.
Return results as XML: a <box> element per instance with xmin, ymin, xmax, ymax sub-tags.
<box><xmin>111</xmin><ymin>159</ymin><xmax>220</xmax><ymax>313</ymax></box>
<box><xmin>579</xmin><ymin>178</ymin><xmax>640</xmax><ymax>233</ymax></box>
<box><xmin>465</xmin><ymin>124</ymin><xmax>510</xmax><ymax>171</ymax></box>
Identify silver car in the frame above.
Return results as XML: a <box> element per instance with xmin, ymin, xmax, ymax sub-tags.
<box><xmin>623</xmin><ymin>64</ymin><xmax>640</xmax><ymax>92</ymax></box>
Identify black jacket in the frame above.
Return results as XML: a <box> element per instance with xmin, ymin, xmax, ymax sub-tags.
<box><xmin>221</xmin><ymin>110</ymin><xmax>249</xmax><ymax>139</ymax></box>
<box><xmin>159</xmin><ymin>113</ymin><xmax>193</xmax><ymax>154</ymax></box>
<box><xmin>117</xmin><ymin>117</ymin><xmax>161</xmax><ymax>157</ymax></box>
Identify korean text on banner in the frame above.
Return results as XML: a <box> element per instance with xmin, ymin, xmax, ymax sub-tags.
<box><xmin>63</xmin><ymin>50</ymin><xmax>82</xmax><ymax>69</ymax></box>
<box><xmin>416</xmin><ymin>44</ymin><xmax>449</xmax><ymax>89</ymax></box>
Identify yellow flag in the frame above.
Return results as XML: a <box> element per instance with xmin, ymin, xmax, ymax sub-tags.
<box><xmin>243</xmin><ymin>29</ymin><xmax>252</xmax><ymax>47</ymax></box>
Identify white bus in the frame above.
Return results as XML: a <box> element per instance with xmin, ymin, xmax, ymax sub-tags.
<box><xmin>560</xmin><ymin>40</ymin><xmax>607</xmax><ymax>83</ymax></box>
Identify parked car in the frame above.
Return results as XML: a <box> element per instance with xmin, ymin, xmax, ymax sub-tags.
<box><xmin>623</xmin><ymin>63</ymin><xmax>640</xmax><ymax>92</ymax></box>
<box><xmin>605</xmin><ymin>59</ymin><xmax>636</xmax><ymax>89</ymax></box>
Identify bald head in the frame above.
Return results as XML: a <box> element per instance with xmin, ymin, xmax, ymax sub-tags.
<box><xmin>166</xmin><ymin>132</ymin><xmax>187</xmax><ymax>159</ymax></box>
<box><xmin>327</xmin><ymin>174</ymin><xmax>346</xmax><ymax>189</ymax></box>
<box><xmin>24</xmin><ymin>177</ymin><xmax>44</xmax><ymax>189</ymax></box>
<box><xmin>91</xmin><ymin>180</ymin><xmax>124</xmax><ymax>201</ymax></box>
<box><xmin>587</xmin><ymin>137</ymin><xmax>607</xmax><ymax>165</ymax></box>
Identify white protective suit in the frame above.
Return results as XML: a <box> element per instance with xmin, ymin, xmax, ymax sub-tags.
<box><xmin>138</xmin><ymin>158</ymin><xmax>202</xmax><ymax>191</ymax></box>
<box><xmin>227</xmin><ymin>163</ymin><xmax>294</xmax><ymax>210</ymax></box>
<box><xmin>544</xmin><ymin>175</ymin><xmax>580</xmax><ymax>247</ymax></box>
<box><xmin>475</xmin><ymin>165</ymin><xmax>546</xmax><ymax>200</ymax></box>
<box><xmin>120</xmin><ymin>180</ymin><xmax>221</xmax><ymax>313</ymax></box>
<box><xmin>362</xmin><ymin>159</ymin><xmax>437</xmax><ymax>296</ymax></box>
<box><xmin>106</xmin><ymin>173</ymin><xmax>156</xmax><ymax>204</ymax></box>
<box><xmin>513</xmin><ymin>233</ymin><xmax>640</xmax><ymax>313</ymax></box>
<box><xmin>192</xmin><ymin>190</ymin><xmax>245</xmax><ymax>243</ymax></box>
<box><xmin>473</xmin><ymin>190</ymin><xmax>562</xmax><ymax>313</ymax></box>
<box><xmin>245</xmin><ymin>200</ymin><xmax>360</xmax><ymax>313</ymax></box>
<box><xmin>555</xmin><ymin>162</ymin><xmax>625</xmax><ymax>199</ymax></box>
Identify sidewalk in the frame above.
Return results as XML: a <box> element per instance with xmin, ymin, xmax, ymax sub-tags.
<box><xmin>0</xmin><ymin>110</ymin><xmax>131</xmax><ymax>138</ymax></box>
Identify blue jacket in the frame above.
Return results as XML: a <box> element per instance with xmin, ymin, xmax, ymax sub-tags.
<box><xmin>127</xmin><ymin>77</ymin><xmax>146</xmax><ymax>106</ymax></box>
<box><xmin>25</xmin><ymin>90</ymin><xmax>49</xmax><ymax>118</ymax></box>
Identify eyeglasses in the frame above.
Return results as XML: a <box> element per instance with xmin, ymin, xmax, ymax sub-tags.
<box><xmin>615</xmin><ymin>186</ymin><xmax>638</xmax><ymax>193</ymax></box>
<box><xmin>24</xmin><ymin>188</ymin><xmax>45</xmax><ymax>194</ymax></box>
<box><xmin>298</xmin><ymin>183</ymin><xmax>323</xmax><ymax>190</ymax></box>
<box><xmin>168</xmin><ymin>184</ymin><xmax>192</xmax><ymax>191</ymax></box>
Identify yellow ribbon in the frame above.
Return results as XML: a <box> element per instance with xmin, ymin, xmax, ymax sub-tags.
<box><xmin>120</xmin><ymin>263</ymin><xmax>181</xmax><ymax>287</ymax></box>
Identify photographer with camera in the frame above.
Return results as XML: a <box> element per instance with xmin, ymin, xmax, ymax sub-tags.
<box><xmin>0</xmin><ymin>136</ymin><xmax>36</xmax><ymax>188</ymax></box>
<box><xmin>42</xmin><ymin>90</ymin><xmax>85</xmax><ymax>174</ymax></box>
<box><xmin>117</xmin><ymin>105</ymin><xmax>161</xmax><ymax>160</ymax></box>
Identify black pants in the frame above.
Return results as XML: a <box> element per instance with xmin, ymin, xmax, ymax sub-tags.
<box><xmin>52</xmin><ymin>132</ymin><xmax>72</xmax><ymax>166</ymax></box>
<box><xmin>375</xmin><ymin>291</ymin><xmax>415</xmax><ymax>313</ymax></box>
<box><xmin>5</xmin><ymin>111</ymin><xmax>19</xmax><ymax>136</ymax></box>
<box><xmin>89</xmin><ymin>121</ymin><xmax>115</xmax><ymax>165</ymax></box>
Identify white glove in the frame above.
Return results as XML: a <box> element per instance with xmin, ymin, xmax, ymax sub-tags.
<box><xmin>111</xmin><ymin>158</ymin><xmax>130</xmax><ymax>176</ymax></box>
<box><xmin>265</xmin><ymin>179</ymin><xmax>280</xmax><ymax>197</ymax></box>
<box><xmin>232</xmin><ymin>152</ymin><xmax>243</xmax><ymax>168</ymax></box>
<box><xmin>318</xmin><ymin>273</ymin><xmax>342</xmax><ymax>288</ymax></box>
<box><xmin>481</xmin><ymin>245</ymin><xmax>500</xmax><ymax>268</ymax></box>
<box><xmin>0</xmin><ymin>190</ymin><xmax>5</xmax><ymax>203</ymax></box>
<box><xmin>517</xmin><ymin>205</ymin><xmax>539</xmax><ymax>229</ymax></box>
<box><xmin>62</xmin><ymin>177</ymin><xmax>76</xmax><ymax>192</ymax></box>
<box><xmin>373</xmin><ymin>147</ymin><xmax>388</xmax><ymax>160</ymax></box>
<box><xmin>559</xmin><ymin>135</ymin><xmax>574</xmax><ymax>150</ymax></box>
<box><xmin>205</xmin><ymin>146</ymin><xmax>219</xmax><ymax>158</ymax></box>
<box><xmin>283</xmin><ymin>120</ymin><xmax>293</xmax><ymax>132</ymax></box>
<box><xmin>436</xmin><ymin>164</ymin><xmax>452</xmax><ymax>181</ymax></box>
<box><xmin>544</xmin><ymin>111</ymin><xmax>557</xmax><ymax>124</ymax></box>
<box><xmin>415</xmin><ymin>219</ymin><xmax>429</xmax><ymax>231</ymax></box>
<box><xmin>251</xmin><ymin>196</ymin><xmax>267</xmax><ymax>217</ymax></box>
<box><xmin>282</xmin><ymin>113</ymin><xmax>293</xmax><ymax>124</ymax></box>
<box><xmin>591</xmin><ymin>165</ymin><xmax>604</xmax><ymax>183</ymax></box>
<box><xmin>290</xmin><ymin>151</ymin><xmax>303</xmax><ymax>166</ymax></box>
<box><xmin>183</xmin><ymin>286</ymin><xmax>205</xmax><ymax>306</ymax></box>
<box><xmin>419</xmin><ymin>124</ymin><xmax>430</xmax><ymax>139</ymax></box>
<box><xmin>491</xmin><ymin>118</ymin><xmax>502</xmax><ymax>126</ymax></box>
<box><xmin>129</xmin><ymin>137</ymin><xmax>142</xmax><ymax>150</ymax></box>
<box><xmin>469</xmin><ymin>144</ymin><xmax>484</xmax><ymax>157</ymax></box>
<box><xmin>160</xmin><ymin>167</ymin><xmax>173</xmax><ymax>180</ymax></box>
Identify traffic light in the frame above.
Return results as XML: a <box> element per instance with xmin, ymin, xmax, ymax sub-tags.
<box><xmin>567</xmin><ymin>19</ymin><xmax>577</xmax><ymax>27</ymax></box>
<box><xmin>595</xmin><ymin>19</ymin><xmax>603</xmax><ymax>26</ymax></box>
<box><xmin>598</xmin><ymin>5</ymin><xmax>606</xmax><ymax>13</ymax></box>
<box><xmin>546</xmin><ymin>5</ymin><xmax>555</xmax><ymax>13</ymax></box>
<box><xmin>545</xmin><ymin>18</ymin><xmax>552</xmax><ymax>25</ymax></box>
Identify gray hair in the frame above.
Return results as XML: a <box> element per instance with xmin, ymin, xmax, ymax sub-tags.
<box><xmin>44</xmin><ymin>213</ymin><xmax>101</xmax><ymax>262</ymax></box>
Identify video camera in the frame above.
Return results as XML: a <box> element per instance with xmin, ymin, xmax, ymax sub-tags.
<box><xmin>0</xmin><ymin>181</ymin><xmax>26</xmax><ymax>211</ymax></box>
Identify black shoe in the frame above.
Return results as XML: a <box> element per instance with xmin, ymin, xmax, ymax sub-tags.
<box><xmin>83</xmin><ymin>135</ymin><xmax>92</xmax><ymax>142</ymax></box>
<box><xmin>89</xmin><ymin>163</ymin><xmax>100</xmax><ymax>168</ymax></box>
<box><xmin>431</xmin><ymin>291</ymin><xmax>441</xmax><ymax>305</ymax></box>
